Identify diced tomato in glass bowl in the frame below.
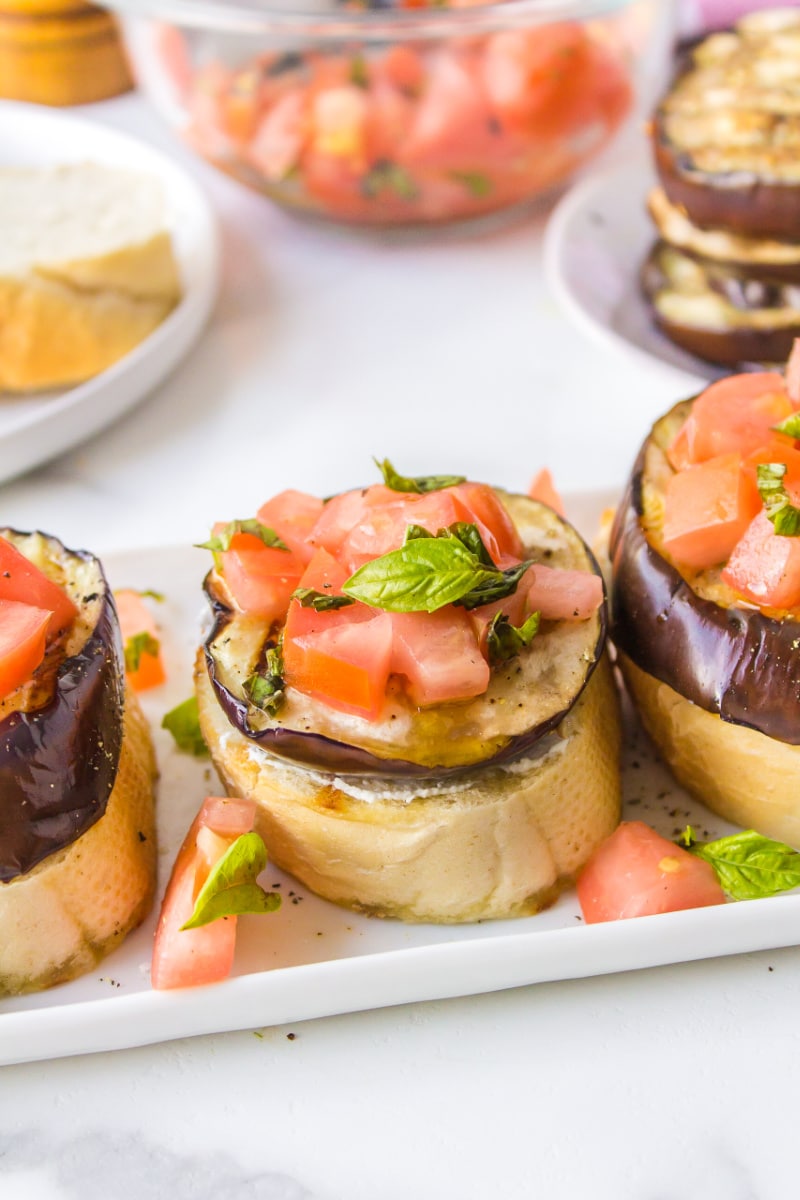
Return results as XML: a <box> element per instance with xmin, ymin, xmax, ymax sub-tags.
<box><xmin>110</xmin><ymin>0</ymin><xmax>670</xmax><ymax>229</ymax></box>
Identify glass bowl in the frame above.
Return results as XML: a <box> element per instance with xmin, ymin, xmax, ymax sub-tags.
<box><xmin>111</xmin><ymin>0</ymin><xmax>672</xmax><ymax>228</ymax></box>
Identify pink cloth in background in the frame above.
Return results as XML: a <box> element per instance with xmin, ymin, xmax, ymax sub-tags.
<box><xmin>681</xmin><ymin>0</ymin><xmax>800</xmax><ymax>34</ymax></box>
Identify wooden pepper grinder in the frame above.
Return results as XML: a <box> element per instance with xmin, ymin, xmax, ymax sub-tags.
<box><xmin>0</xmin><ymin>1</ymin><xmax>133</xmax><ymax>105</ymax></box>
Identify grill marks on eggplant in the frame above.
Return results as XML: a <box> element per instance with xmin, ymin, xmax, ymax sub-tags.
<box><xmin>610</xmin><ymin>403</ymin><xmax>800</xmax><ymax>746</ymax></box>
<box><xmin>204</xmin><ymin>494</ymin><xmax>607</xmax><ymax>779</ymax></box>
<box><xmin>0</xmin><ymin>530</ymin><xmax>124</xmax><ymax>882</ymax></box>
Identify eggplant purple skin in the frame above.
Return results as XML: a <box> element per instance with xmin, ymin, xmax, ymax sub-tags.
<box><xmin>653</xmin><ymin>114</ymin><xmax>800</xmax><ymax>243</ymax></box>
<box><xmin>203</xmin><ymin>567</ymin><xmax>609</xmax><ymax>781</ymax></box>
<box><xmin>609</xmin><ymin>426</ymin><xmax>800</xmax><ymax>745</ymax></box>
<box><xmin>0</xmin><ymin>535</ymin><xmax>124</xmax><ymax>883</ymax></box>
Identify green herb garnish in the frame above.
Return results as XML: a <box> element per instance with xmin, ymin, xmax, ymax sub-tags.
<box><xmin>138</xmin><ymin>589</ymin><xmax>165</xmax><ymax>602</ymax></box>
<box><xmin>450</xmin><ymin>171</ymin><xmax>492</xmax><ymax>198</ymax></box>
<box><xmin>361</xmin><ymin>162</ymin><xmax>418</xmax><ymax>202</ymax></box>
<box><xmin>756</xmin><ymin>463</ymin><xmax>800</xmax><ymax>535</ymax></box>
<box><xmin>349</xmin><ymin>54</ymin><xmax>369</xmax><ymax>88</ymax></box>
<box><xmin>773</xmin><ymin>413</ymin><xmax>800</xmax><ymax>439</ymax></box>
<box><xmin>292</xmin><ymin>588</ymin><xmax>356</xmax><ymax>612</ymax></box>
<box><xmin>486</xmin><ymin>610</ymin><xmax>540</xmax><ymax>666</ymax></box>
<box><xmin>124</xmin><ymin>631</ymin><xmax>160</xmax><ymax>674</ymax></box>
<box><xmin>243</xmin><ymin>645</ymin><xmax>285</xmax><ymax>715</ymax></box>
<box><xmin>375</xmin><ymin>458</ymin><xmax>466</xmax><ymax>495</ymax></box>
<box><xmin>181</xmin><ymin>833</ymin><xmax>281</xmax><ymax>930</ymax></box>
<box><xmin>161</xmin><ymin>696</ymin><xmax>208</xmax><ymax>757</ymax></box>
<box><xmin>197</xmin><ymin>520</ymin><xmax>288</xmax><ymax>553</ymax></box>
<box><xmin>681</xmin><ymin>826</ymin><xmax>800</xmax><ymax>900</ymax></box>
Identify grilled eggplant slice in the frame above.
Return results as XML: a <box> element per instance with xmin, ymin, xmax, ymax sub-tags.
<box><xmin>653</xmin><ymin>10</ymin><xmax>800</xmax><ymax>241</ymax></box>
<box><xmin>0</xmin><ymin>530</ymin><xmax>157</xmax><ymax>995</ymax></box>
<box><xmin>610</xmin><ymin>399</ymin><xmax>800</xmax><ymax>844</ymax></box>
<box><xmin>196</xmin><ymin>492</ymin><xmax>621</xmax><ymax>922</ymax></box>
<box><xmin>642</xmin><ymin>241</ymin><xmax>800</xmax><ymax>367</ymax></box>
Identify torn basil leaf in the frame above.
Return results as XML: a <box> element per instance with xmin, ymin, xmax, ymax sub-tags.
<box><xmin>450</xmin><ymin>171</ymin><xmax>492</xmax><ymax>198</ymax></box>
<box><xmin>181</xmin><ymin>832</ymin><xmax>281</xmax><ymax>930</ymax></box>
<box><xmin>682</xmin><ymin>826</ymin><xmax>800</xmax><ymax>901</ymax></box>
<box><xmin>124</xmin><ymin>631</ymin><xmax>160</xmax><ymax>674</ymax></box>
<box><xmin>293</xmin><ymin>588</ymin><xmax>356</xmax><ymax>612</ymax></box>
<box><xmin>362</xmin><ymin>162</ymin><xmax>418</xmax><ymax>201</ymax></box>
<box><xmin>486</xmin><ymin>611</ymin><xmax>540</xmax><ymax>666</ymax></box>
<box><xmin>446</xmin><ymin>522</ymin><xmax>494</xmax><ymax>567</ymax></box>
<box><xmin>344</xmin><ymin>534</ymin><xmax>501</xmax><ymax>613</ymax></box>
<box><xmin>756</xmin><ymin>463</ymin><xmax>800</xmax><ymax>536</ymax></box>
<box><xmin>375</xmin><ymin>457</ymin><xmax>466</xmax><ymax>495</ymax></box>
<box><xmin>454</xmin><ymin>560</ymin><xmax>533</xmax><ymax>611</ymax></box>
<box><xmin>162</xmin><ymin>696</ymin><xmax>208</xmax><ymax>757</ymax></box>
<box><xmin>773</xmin><ymin>413</ymin><xmax>800</xmax><ymax>440</ymax></box>
<box><xmin>197</xmin><ymin>520</ymin><xmax>288</xmax><ymax>554</ymax></box>
<box><xmin>244</xmin><ymin>645</ymin><xmax>285</xmax><ymax>715</ymax></box>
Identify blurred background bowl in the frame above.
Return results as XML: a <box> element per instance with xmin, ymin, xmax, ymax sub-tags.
<box><xmin>109</xmin><ymin>0</ymin><xmax>674</xmax><ymax>228</ymax></box>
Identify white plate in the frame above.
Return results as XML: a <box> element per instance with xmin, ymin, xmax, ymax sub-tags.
<box><xmin>0</xmin><ymin>103</ymin><xmax>218</xmax><ymax>483</ymax></box>
<box><xmin>544</xmin><ymin>160</ymin><xmax>723</xmax><ymax>393</ymax></box>
<box><xmin>3</xmin><ymin>500</ymin><xmax>800</xmax><ymax>1066</ymax></box>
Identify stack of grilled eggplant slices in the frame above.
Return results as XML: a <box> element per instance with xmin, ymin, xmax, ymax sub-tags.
<box><xmin>643</xmin><ymin>8</ymin><xmax>800</xmax><ymax>367</ymax></box>
<box><xmin>196</xmin><ymin>481</ymin><xmax>622</xmax><ymax>923</ymax></box>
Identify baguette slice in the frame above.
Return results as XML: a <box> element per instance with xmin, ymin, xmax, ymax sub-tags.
<box><xmin>0</xmin><ymin>164</ymin><xmax>181</xmax><ymax>391</ymax></box>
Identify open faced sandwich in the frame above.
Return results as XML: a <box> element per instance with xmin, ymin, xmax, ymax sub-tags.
<box><xmin>610</xmin><ymin>341</ymin><xmax>800</xmax><ymax>845</ymax></box>
<box><xmin>644</xmin><ymin>8</ymin><xmax>800</xmax><ymax>367</ymax></box>
<box><xmin>0</xmin><ymin>530</ymin><xmax>157</xmax><ymax>995</ymax></box>
<box><xmin>195</xmin><ymin>463</ymin><xmax>621</xmax><ymax>923</ymax></box>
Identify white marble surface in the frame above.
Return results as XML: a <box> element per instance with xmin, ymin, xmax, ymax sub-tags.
<box><xmin>2</xmin><ymin>93</ymin><xmax>799</xmax><ymax>1200</ymax></box>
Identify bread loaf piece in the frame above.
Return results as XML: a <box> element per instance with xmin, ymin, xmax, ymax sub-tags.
<box><xmin>0</xmin><ymin>164</ymin><xmax>181</xmax><ymax>391</ymax></box>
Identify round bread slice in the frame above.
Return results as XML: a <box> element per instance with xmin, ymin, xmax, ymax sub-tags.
<box><xmin>0</xmin><ymin>686</ymin><xmax>157</xmax><ymax>995</ymax></box>
<box><xmin>196</xmin><ymin>489</ymin><xmax>622</xmax><ymax>922</ymax></box>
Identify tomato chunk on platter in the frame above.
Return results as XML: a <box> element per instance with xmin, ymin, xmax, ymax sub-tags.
<box><xmin>577</xmin><ymin>821</ymin><xmax>726</xmax><ymax>924</ymax></box>
<box><xmin>151</xmin><ymin>797</ymin><xmax>258</xmax><ymax>991</ymax></box>
<box><xmin>115</xmin><ymin>589</ymin><xmax>166</xmax><ymax>692</ymax></box>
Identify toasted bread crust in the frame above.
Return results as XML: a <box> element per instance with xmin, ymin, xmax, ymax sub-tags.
<box><xmin>0</xmin><ymin>688</ymin><xmax>157</xmax><ymax>996</ymax></box>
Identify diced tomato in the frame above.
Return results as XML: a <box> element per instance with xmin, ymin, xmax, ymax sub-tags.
<box><xmin>220</xmin><ymin>532</ymin><xmax>303</xmax><ymax>623</ymax></box>
<box><xmin>577</xmin><ymin>821</ymin><xmax>726</xmax><ymax>923</ymax></box>
<box><xmin>337</xmin><ymin>487</ymin><xmax>481</xmax><ymax>572</ymax></box>
<box><xmin>740</xmin><ymin>442</ymin><xmax>800</xmax><ymax>510</ymax></box>
<box><xmin>482</xmin><ymin>23</ymin><xmax>594</xmax><ymax>138</ymax></box>
<box><xmin>381</xmin><ymin>44</ymin><xmax>425</xmax><ymax>95</ymax></box>
<box><xmin>451</xmin><ymin>482</ymin><xmax>524</xmax><ymax>560</ymax></box>
<box><xmin>528</xmin><ymin>468</ymin><xmax>565</xmax><ymax>516</ymax></box>
<box><xmin>787</xmin><ymin>338</ymin><xmax>800</xmax><ymax>405</ymax></box>
<box><xmin>722</xmin><ymin>510</ymin><xmax>800</xmax><ymax>609</ymax></box>
<box><xmin>365</xmin><ymin>78</ymin><xmax>417</xmax><ymax>162</ymax></box>
<box><xmin>661</xmin><ymin>453</ymin><xmax>762</xmax><ymax>570</ymax></box>
<box><xmin>401</xmin><ymin>50</ymin><xmax>506</xmax><ymax>171</ymax></box>
<box><xmin>256</xmin><ymin>490</ymin><xmax>324</xmax><ymax>565</ymax></box>
<box><xmin>285</xmin><ymin>611</ymin><xmax>394</xmax><ymax>719</ymax></box>
<box><xmin>153</xmin><ymin>22</ymin><xmax>193</xmax><ymax>101</ymax></box>
<box><xmin>668</xmin><ymin>373</ymin><xmax>792</xmax><ymax>468</ymax></box>
<box><xmin>307</xmin><ymin>489</ymin><xmax>371</xmax><ymax>556</ymax></box>
<box><xmin>525</xmin><ymin>564</ymin><xmax>602</xmax><ymax>621</ymax></box>
<box><xmin>221</xmin><ymin>68</ymin><xmax>265</xmax><ymax>145</ymax></box>
<box><xmin>0</xmin><ymin>599</ymin><xmax>51</xmax><ymax>700</ymax></box>
<box><xmin>0</xmin><ymin>536</ymin><xmax>77</xmax><ymax>635</ymax></box>
<box><xmin>247</xmin><ymin>89</ymin><xmax>309</xmax><ymax>181</ymax></box>
<box><xmin>185</xmin><ymin>62</ymin><xmax>233</xmax><ymax>159</ymax></box>
<box><xmin>115</xmin><ymin>589</ymin><xmax>166</xmax><ymax>692</ymax></box>
<box><xmin>390</xmin><ymin>607</ymin><xmax>489</xmax><ymax>706</ymax></box>
<box><xmin>152</xmin><ymin>797</ymin><xmax>257</xmax><ymax>990</ymax></box>
<box><xmin>310</xmin><ymin>85</ymin><xmax>369</xmax><ymax>165</ymax></box>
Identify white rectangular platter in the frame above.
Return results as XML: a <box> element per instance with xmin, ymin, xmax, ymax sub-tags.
<box><xmin>2</xmin><ymin>501</ymin><xmax>799</xmax><ymax>1065</ymax></box>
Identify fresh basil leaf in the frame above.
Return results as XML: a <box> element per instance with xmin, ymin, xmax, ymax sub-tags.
<box><xmin>756</xmin><ymin>463</ymin><xmax>800</xmax><ymax>536</ymax></box>
<box><xmin>773</xmin><ymin>413</ymin><xmax>800</xmax><ymax>439</ymax></box>
<box><xmin>689</xmin><ymin>829</ymin><xmax>800</xmax><ymax>901</ymax></box>
<box><xmin>197</xmin><ymin>520</ymin><xmax>288</xmax><ymax>553</ymax></box>
<box><xmin>244</xmin><ymin>645</ymin><xmax>284</xmax><ymax>715</ymax></box>
<box><xmin>138</xmin><ymin>589</ymin><xmax>165</xmax><ymax>602</ymax></box>
<box><xmin>293</xmin><ymin>587</ymin><xmax>355</xmax><ymax>612</ymax></box>
<box><xmin>374</xmin><ymin>457</ymin><xmax>466</xmax><ymax>495</ymax></box>
<box><xmin>486</xmin><ymin>610</ymin><xmax>540</xmax><ymax>666</ymax></box>
<box><xmin>124</xmin><ymin>631</ymin><xmax>160</xmax><ymax>674</ymax></box>
<box><xmin>450</xmin><ymin>170</ymin><xmax>492</xmax><ymax>198</ymax></box>
<box><xmin>181</xmin><ymin>832</ymin><xmax>281</xmax><ymax>930</ymax></box>
<box><xmin>403</xmin><ymin>524</ymin><xmax>434</xmax><ymax>544</ymax></box>
<box><xmin>446</xmin><ymin>522</ymin><xmax>495</xmax><ymax>567</ymax></box>
<box><xmin>455</xmin><ymin>560</ymin><xmax>533</xmax><ymax>611</ymax></box>
<box><xmin>161</xmin><ymin>696</ymin><xmax>208</xmax><ymax>757</ymax></box>
<box><xmin>362</xmin><ymin>162</ymin><xmax>418</xmax><ymax>201</ymax></box>
<box><xmin>344</xmin><ymin>535</ymin><xmax>500</xmax><ymax>613</ymax></box>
